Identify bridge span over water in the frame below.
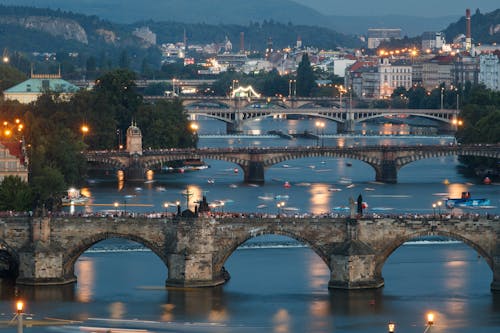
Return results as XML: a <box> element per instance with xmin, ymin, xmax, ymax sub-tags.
<box><xmin>146</xmin><ymin>96</ymin><xmax>459</xmax><ymax>133</ymax></box>
<box><xmin>85</xmin><ymin>144</ymin><xmax>500</xmax><ymax>183</ymax></box>
<box><xmin>3</xmin><ymin>215</ymin><xmax>499</xmax><ymax>291</ymax></box>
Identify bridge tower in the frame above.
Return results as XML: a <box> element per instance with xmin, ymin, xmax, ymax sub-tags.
<box><xmin>125</xmin><ymin>122</ymin><xmax>145</xmax><ymax>181</ymax></box>
<box><xmin>126</xmin><ymin>122</ymin><xmax>143</xmax><ymax>156</ymax></box>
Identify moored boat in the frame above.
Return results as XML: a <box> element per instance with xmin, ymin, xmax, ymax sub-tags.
<box><xmin>445</xmin><ymin>192</ymin><xmax>490</xmax><ymax>209</ymax></box>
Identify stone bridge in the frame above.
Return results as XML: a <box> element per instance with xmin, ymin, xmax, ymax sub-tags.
<box><xmin>1</xmin><ymin>215</ymin><xmax>499</xmax><ymax>291</ymax></box>
<box><xmin>85</xmin><ymin>144</ymin><xmax>500</xmax><ymax>183</ymax></box>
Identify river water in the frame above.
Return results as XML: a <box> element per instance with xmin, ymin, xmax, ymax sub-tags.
<box><xmin>0</xmin><ymin>118</ymin><xmax>499</xmax><ymax>333</ymax></box>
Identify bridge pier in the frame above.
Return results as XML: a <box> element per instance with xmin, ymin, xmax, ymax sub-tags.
<box><xmin>16</xmin><ymin>218</ymin><xmax>76</xmax><ymax>286</ymax></box>
<box><xmin>375</xmin><ymin>160</ymin><xmax>398</xmax><ymax>183</ymax></box>
<box><xmin>492</xmin><ymin>256</ymin><xmax>500</xmax><ymax>292</ymax></box>
<box><xmin>337</xmin><ymin>120</ymin><xmax>355</xmax><ymax>134</ymax></box>
<box><xmin>166</xmin><ymin>253</ymin><xmax>227</xmax><ymax>288</ymax></box>
<box><xmin>226</xmin><ymin>122</ymin><xmax>243</xmax><ymax>134</ymax></box>
<box><xmin>328</xmin><ymin>219</ymin><xmax>384</xmax><ymax>289</ymax></box>
<box><xmin>243</xmin><ymin>161</ymin><xmax>265</xmax><ymax>183</ymax></box>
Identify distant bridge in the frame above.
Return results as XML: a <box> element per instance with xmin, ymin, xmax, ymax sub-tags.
<box><xmin>4</xmin><ymin>215</ymin><xmax>500</xmax><ymax>291</ymax></box>
<box><xmin>145</xmin><ymin>96</ymin><xmax>459</xmax><ymax>133</ymax></box>
<box><xmin>85</xmin><ymin>144</ymin><xmax>500</xmax><ymax>183</ymax></box>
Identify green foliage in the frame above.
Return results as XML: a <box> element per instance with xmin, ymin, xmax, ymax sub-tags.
<box><xmin>0</xmin><ymin>176</ymin><xmax>32</xmax><ymax>211</ymax></box>
<box><xmin>136</xmin><ymin>99</ymin><xmax>196</xmax><ymax>148</ymax></box>
<box><xmin>0</xmin><ymin>64</ymin><xmax>27</xmax><ymax>92</ymax></box>
<box><xmin>296</xmin><ymin>54</ymin><xmax>316</xmax><ymax>97</ymax></box>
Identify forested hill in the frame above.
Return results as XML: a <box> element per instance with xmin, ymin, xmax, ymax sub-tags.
<box><xmin>443</xmin><ymin>8</ymin><xmax>500</xmax><ymax>44</ymax></box>
<box><xmin>0</xmin><ymin>4</ymin><xmax>360</xmax><ymax>54</ymax></box>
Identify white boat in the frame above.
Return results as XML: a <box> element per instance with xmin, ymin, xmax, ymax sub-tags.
<box><xmin>61</xmin><ymin>188</ymin><xmax>89</xmax><ymax>204</ymax></box>
<box><xmin>207</xmin><ymin>178</ymin><xmax>215</xmax><ymax>184</ymax></box>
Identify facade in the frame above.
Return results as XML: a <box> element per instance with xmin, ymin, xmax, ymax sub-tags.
<box><xmin>378</xmin><ymin>58</ymin><xmax>412</xmax><ymax>98</ymax></box>
<box><xmin>479</xmin><ymin>53</ymin><xmax>500</xmax><ymax>91</ymax></box>
<box><xmin>3</xmin><ymin>73</ymin><xmax>79</xmax><ymax>104</ymax></box>
<box><xmin>421</xmin><ymin>32</ymin><xmax>445</xmax><ymax>51</ymax></box>
<box><xmin>421</xmin><ymin>56</ymin><xmax>454</xmax><ymax>90</ymax></box>
<box><xmin>367</xmin><ymin>28</ymin><xmax>402</xmax><ymax>49</ymax></box>
<box><xmin>453</xmin><ymin>54</ymin><xmax>479</xmax><ymax>87</ymax></box>
<box><xmin>0</xmin><ymin>141</ymin><xmax>28</xmax><ymax>182</ymax></box>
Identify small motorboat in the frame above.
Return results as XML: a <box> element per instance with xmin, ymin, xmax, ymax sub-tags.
<box><xmin>445</xmin><ymin>192</ymin><xmax>490</xmax><ymax>209</ymax></box>
<box><xmin>284</xmin><ymin>181</ymin><xmax>291</xmax><ymax>188</ymax></box>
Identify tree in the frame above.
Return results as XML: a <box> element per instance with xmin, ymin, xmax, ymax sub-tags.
<box><xmin>0</xmin><ymin>176</ymin><xmax>32</xmax><ymax>211</ymax></box>
<box><xmin>296</xmin><ymin>53</ymin><xmax>316</xmax><ymax>97</ymax></box>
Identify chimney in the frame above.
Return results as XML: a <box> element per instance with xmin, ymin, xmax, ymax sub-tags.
<box><xmin>465</xmin><ymin>8</ymin><xmax>472</xmax><ymax>51</ymax></box>
<box><xmin>240</xmin><ymin>32</ymin><xmax>245</xmax><ymax>53</ymax></box>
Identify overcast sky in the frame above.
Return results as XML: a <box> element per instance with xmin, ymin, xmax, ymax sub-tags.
<box><xmin>292</xmin><ymin>0</ymin><xmax>499</xmax><ymax>17</ymax></box>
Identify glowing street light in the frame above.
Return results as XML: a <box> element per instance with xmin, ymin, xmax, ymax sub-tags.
<box><xmin>388</xmin><ymin>321</ymin><xmax>396</xmax><ymax>333</ymax></box>
<box><xmin>315</xmin><ymin>120</ymin><xmax>325</xmax><ymax>147</ymax></box>
<box><xmin>163</xmin><ymin>202</ymin><xmax>169</xmax><ymax>216</ymax></box>
<box><xmin>16</xmin><ymin>300</ymin><xmax>24</xmax><ymax>333</ymax></box>
<box><xmin>423</xmin><ymin>312</ymin><xmax>435</xmax><ymax>333</ymax></box>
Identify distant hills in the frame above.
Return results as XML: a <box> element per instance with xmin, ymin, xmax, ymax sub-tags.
<box><xmin>0</xmin><ymin>0</ymin><xmax>487</xmax><ymax>36</ymax></box>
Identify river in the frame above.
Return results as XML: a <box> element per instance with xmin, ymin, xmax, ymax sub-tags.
<box><xmin>0</xmin><ymin>118</ymin><xmax>499</xmax><ymax>333</ymax></box>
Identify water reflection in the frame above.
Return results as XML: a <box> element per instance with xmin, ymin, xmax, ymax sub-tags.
<box><xmin>76</xmin><ymin>258</ymin><xmax>95</xmax><ymax>302</ymax></box>
<box><xmin>309</xmin><ymin>184</ymin><xmax>330</xmax><ymax>214</ymax></box>
<box><xmin>166</xmin><ymin>287</ymin><xmax>227</xmax><ymax>321</ymax></box>
<box><xmin>272</xmin><ymin>308</ymin><xmax>290</xmax><ymax>333</ymax></box>
<box><xmin>328</xmin><ymin>289</ymin><xmax>384</xmax><ymax>315</ymax></box>
<box><xmin>9</xmin><ymin>283</ymin><xmax>76</xmax><ymax>302</ymax></box>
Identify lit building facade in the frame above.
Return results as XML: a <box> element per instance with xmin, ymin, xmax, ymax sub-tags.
<box><xmin>479</xmin><ymin>53</ymin><xmax>500</xmax><ymax>91</ymax></box>
<box><xmin>0</xmin><ymin>142</ymin><xmax>28</xmax><ymax>182</ymax></box>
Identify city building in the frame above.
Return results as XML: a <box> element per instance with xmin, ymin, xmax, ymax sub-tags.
<box><xmin>3</xmin><ymin>71</ymin><xmax>79</xmax><ymax>104</ymax></box>
<box><xmin>367</xmin><ymin>28</ymin><xmax>402</xmax><ymax>49</ymax></box>
<box><xmin>453</xmin><ymin>53</ymin><xmax>479</xmax><ymax>87</ymax></box>
<box><xmin>0</xmin><ymin>141</ymin><xmax>28</xmax><ymax>182</ymax></box>
<box><xmin>378</xmin><ymin>58</ymin><xmax>412</xmax><ymax>98</ymax></box>
<box><xmin>421</xmin><ymin>55</ymin><xmax>454</xmax><ymax>90</ymax></box>
<box><xmin>479</xmin><ymin>53</ymin><xmax>500</xmax><ymax>91</ymax></box>
<box><xmin>421</xmin><ymin>32</ymin><xmax>446</xmax><ymax>51</ymax></box>
<box><xmin>132</xmin><ymin>26</ymin><xmax>157</xmax><ymax>46</ymax></box>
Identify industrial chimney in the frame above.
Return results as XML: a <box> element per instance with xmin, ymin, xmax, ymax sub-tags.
<box><xmin>240</xmin><ymin>32</ymin><xmax>245</xmax><ymax>53</ymax></box>
<box><xmin>465</xmin><ymin>8</ymin><xmax>472</xmax><ymax>51</ymax></box>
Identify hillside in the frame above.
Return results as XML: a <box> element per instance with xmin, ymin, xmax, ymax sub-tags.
<box><xmin>0</xmin><ymin>0</ymin><xmax>476</xmax><ymax>36</ymax></box>
<box><xmin>443</xmin><ymin>8</ymin><xmax>500</xmax><ymax>43</ymax></box>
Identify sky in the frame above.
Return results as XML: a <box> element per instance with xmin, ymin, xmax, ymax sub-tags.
<box><xmin>292</xmin><ymin>0</ymin><xmax>499</xmax><ymax>17</ymax></box>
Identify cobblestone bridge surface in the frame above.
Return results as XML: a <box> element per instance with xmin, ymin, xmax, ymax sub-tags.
<box><xmin>1</xmin><ymin>215</ymin><xmax>499</xmax><ymax>291</ymax></box>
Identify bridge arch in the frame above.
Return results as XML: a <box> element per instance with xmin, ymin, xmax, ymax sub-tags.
<box><xmin>213</xmin><ymin>228</ymin><xmax>330</xmax><ymax>276</ymax></box>
<box><xmin>0</xmin><ymin>241</ymin><xmax>19</xmax><ymax>279</ymax></box>
<box><xmin>376</xmin><ymin>230</ymin><xmax>493</xmax><ymax>279</ymax></box>
<box><xmin>63</xmin><ymin>232</ymin><xmax>169</xmax><ymax>280</ymax></box>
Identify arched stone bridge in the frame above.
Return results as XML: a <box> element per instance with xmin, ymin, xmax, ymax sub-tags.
<box><xmin>2</xmin><ymin>215</ymin><xmax>499</xmax><ymax>291</ymax></box>
<box><xmin>85</xmin><ymin>144</ymin><xmax>500</xmax><ymax>183</ymax></box>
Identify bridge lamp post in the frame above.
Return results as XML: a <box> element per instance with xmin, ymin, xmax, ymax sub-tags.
<box><xmin>288</xmin><ymin>79</ymin><xmax>296</xmax><ymax>98</ymax></box>
<box><xmin>81</xmin><ymin>124</ymin><xmax>89</xmax><ymax>141</ymax></box>
<box><xmin>315</xmin><ymin>121</ymin><xmax>325</xmax><ymax>147</ymax></box>
<box><xmin>440</xmin><ymin>87</ymin><xmax>444</xmax><ymax>110</ymax></box>
<box><xmin>432</xmin><ymin>203</ymin><xmax>436</xmax><ymax>218</ymax></box>
<box><xmin>163</xmin><ymin>202</ymin><xmax>169</xmax><ymax>216</ymax></box>
<box><xmin>16</xmin><ymin>300</ymin><xmax>24</xmax><ymax>333</ymax></box>
<box><xmin>423</xmin><ymin>312</ymin><xmax>434</xmax><ymax>333</ymax></box>
<box><xmin>437</xmin><ymin>201</ymin><xmax>442</xmax><ymax>216</ymax></box>
<box><xmin>388</xmin><ymin>321</ymin><xmax>396</xmax><ymax>333</ymax></box>
<box><xmin>114</xmin><ymin>202</ymin><xmax>119</xmax><ymax>215</ymax></box>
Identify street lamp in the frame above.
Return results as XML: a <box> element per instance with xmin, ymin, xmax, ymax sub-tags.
<box><xmin>114</xmin><ymin>202</ymin><xmax>119</xmax><ymax>215</ymax></box>
<box><xmin>423</xmin><ymin>312</ymin><xmax>435</xmax><ymax>333</ymax></box>
<box><xmin>440</xmin><ymin>87</ymin><xmax>444</xmax><ymax>110</ymax></box>
<box><xmin>16</xmin><ymin>300</ymin><xmax>24</xmax><ymax>333</ymax></box>
<box><xmin>163</xmin><ymin>202</ymin><xmax>169</xmax><ymax>216</ymax></box>
<box><xmin>437</xmin><ymin>201</ymin><xmax>442</xmax><ymax>216</ymax></box>
<box><xmin>388</xmin><ymin>321</ymin><xmax>396</xmax><ymax>333</ymax></box>
<box><xmin>432</xmin><ymin>203</ymin><xmax>436</xmax><ymax>218</ymax></box>
<box><xmin>288</xmin><ymin>79</ymin><xmax>296</xmax><ymax>98</ymax></box>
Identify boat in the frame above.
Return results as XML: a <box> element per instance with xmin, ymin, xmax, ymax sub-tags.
<box><xmin>445</xmin><ymin>192</ymin><xmax>491</xmax><ymax>209</ymax></box>
<box><xmin>61</xmin><ymin>188</ymin><xmax>89</xmax><ymax>204</ymax></box>
<box><xmin>283</xmin><ymin>181</ymin><xmax>291</xmax><ymax>188</ymax></box>
<box><xmin>483</xmin><ymin>177</ymin><xmax>492</xmax><ymax>185</ymax></box>
<box><xmin>207</xmin><ymin>178</ymin><xmax>215</xmax><ymax>184</ymax></box>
